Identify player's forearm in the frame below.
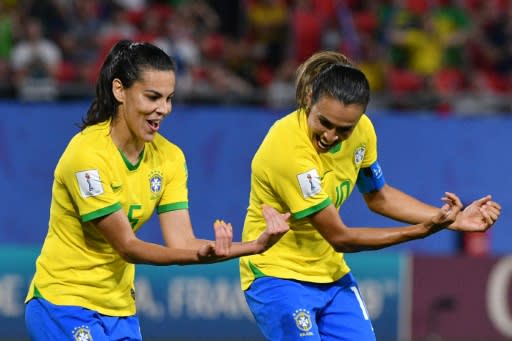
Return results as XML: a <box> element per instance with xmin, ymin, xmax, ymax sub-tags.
<box><xmin>136</xmin><ymin>237</ymin><xmax>263</xmax><ymax>264</ymax></box>
<box><xmin>333</xmin><ymin>222</ymin><xmax>444</xmax><ymax>253</ymax></box>
<box><xmin>229</xmin><ymin>241</ymin><xmax>264</xmax><ymax>256</ymax></box>
<box><xmin>364</xmin><ymin>185</ymin><xmax>439</xmax><ymax>224</ymax></box>
<box><xmin>378</xmin><ymin>199</ymin><xmax>438</xmax><ymax>224</ymax></box>
<box><xmin>171</xmin><ymin>238</ymin><xmax>259</xmax><ymax>254</ymax></box>
<box><xmin>119</xmin><ymin>238</ymin><xmax>203</xmax><ymax>265</ymax></box>
<box><xmin>190</xmin><ymin>241</ymin><xmax>268</xmax><ymax>264</ymax></box>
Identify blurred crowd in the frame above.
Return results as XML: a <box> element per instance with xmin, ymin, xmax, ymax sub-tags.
<box><xmin>0</xmin><ymin>0</ymin><xmax>511</xmax><ymax>114</ymax></box>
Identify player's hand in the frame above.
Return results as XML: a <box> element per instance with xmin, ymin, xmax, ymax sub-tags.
<box><xmin>254</xmin><ymin>204</ymin><xmax>290</xmax><ymax>253</ymax></box>
<box><xmin>425</xmin><ymin>192</ymin><xmax>463</xmax><ymax>232</ymax></box>
<box><xmin>197</xmin><ymin>219</ymin><xmax>233</xmax><ymax>260</ymax></box>
<box><xmin>448</xmin><ymin>195</ymin><xmax>501</xmax><ymax>232</ymax></box>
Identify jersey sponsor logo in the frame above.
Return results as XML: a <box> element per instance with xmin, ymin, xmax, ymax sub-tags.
<box><xmin>293</xmin><ymin>308</ymin><xmax>313</xmax><ymax>336</ymax></box>
<box><xmin>297</xmin><ymin>169</ymin><xmax>321</xmax><ymax>198</ymax></box>
<box><xmin>149</xmin><ymin>170</ymin><xmax>163</xmax><ymax>200</ymax></box>
<box><xmin>76</xmin><ymin>170</ymin><xmax>104</xmax><ymax>198</ymax></box>
<box><xmin>72</xmin><ymin>325</ymin><xmax>93</xmax><ymax>341</ymax></box>
<box><xmin>354</xmin><ymin>145</ymin><xmax>366</xmax><ymax>166</ymax></box>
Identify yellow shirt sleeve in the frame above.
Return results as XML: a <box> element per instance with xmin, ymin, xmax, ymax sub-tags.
<box><xmin>157</xmin><ymin>142</ymin><xmax>189</xmax><ymax>213</ymax></box>
<box><xmin>57</xmin><ymin>137</ymin><xmax>121</xmax><ymax>222</ymax></box>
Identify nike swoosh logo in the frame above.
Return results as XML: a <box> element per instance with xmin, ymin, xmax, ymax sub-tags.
<box><xmin>111</xmin><ymin>184</ymin><xmax>122</xmax><ymax>191</ymax></box>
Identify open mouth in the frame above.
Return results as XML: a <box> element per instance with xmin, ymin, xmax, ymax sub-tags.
<box><xmin>147</xmin><ymin>119</ymin><xmax>160</xmax><ymax>131</ymax></box>
<box><xmin>316</xmin><ymin>135</ymin><xmax>334</xmax><ymax>152</ymax></box>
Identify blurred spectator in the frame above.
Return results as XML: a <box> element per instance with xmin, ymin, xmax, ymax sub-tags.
<box><xmin>220</xmin><ymin>36</ymin><xmax>262</xmax><ymax>87</ymax></box>
<box><xmin>10</xmin><ymin>17</ymin><xmax>61</xmax><ymax>100</ymax></box>
<box><xmin>158</xmin><ymin>9</ymin><xmax>201</xmax><ymax>69</ymax></box>
<box><xmin>66</xmin><ymin>0</ymin><xmax>103</xmax><ymax>84</ymax></box>
<box><xmin>156</xmin><ymin>1</ymin><xmax>210</xmax><ymax>99</ymax></box>
<box><xmin>289</xmin><ymin>0</ymin><xmax>323</xmax><ymax>64</ymax></box>
<box><xmin>431</xmin><ymin>0</ymin><xmax>472</xmax><ymax>70</ymax></box>
<box><xmin>357</xmin><ymin>36</ymin><xmax>386</xmax><ymax>93</ymax></box>
<box><xmin>205</xmin><ymin>60</ymin><xmax>255</xmax><ymax>102</ymax></box>
<box><xmin>265</xmin><ymin>57</ymin><xmax>297</xmax><ymax>109</ymax></box>
<box><xmin>467</xmin><ymin>0</ymin><xmax>512</xmax><ymax>93</ymax></box>
<box><xmin>206</xmin><ymin>0</ymin><xmax>245</xmax><ymax>39</ymax></box>
<box><xmin>0</xmin><ymin>1</ymin><xmax>16</xmax><ymax>96</ymax></box>
<box><xmin>386</xmin><ymin>0</ymin><xmax>472</xmax><ymax>112</ymax></box>
<box><xmin>455</xmin><ymin>0</ymin><xmax>512</xmax><ymax>114</ymax></box>
<box><xmin>344</xmin><ymin>0</ymin><xmax>385</xmax><ymax>92</ymax></box>
<box><xmin>245</xmin><ymin>0</ymin><xmax>289</xmax><ymax>68</ymax></box>
<box><xmin>0</xmin><ymin>0</ymin><xmax>509</xmax><ymax>112</ymax></box>
<box><xmin>0</xmin><ymin>1</ymin><xmax>15</xmax><ymax>57</ymax></box>
<box><xmin>134</xmin><ymin>4</ymin><xmax>169</xmax><ymax>42</ymax></box>
<box><xmin>98</xmin><ymin>3</ymin><xmax>139</xmax><ymax>41</ymax></box>
<box><xmin>24</xmin><ymin>0</ymin><xmax>70</xmax><ymax>41</ymax></box>
<box><xmin>336</xmin><ymin>0</ymin><xmax>362</xmax><ymax>60</ymax></box>
<box><xmin>114</xmin><ymin>0</ymin><xmax>147</xmax><ymax>11</ymax></box>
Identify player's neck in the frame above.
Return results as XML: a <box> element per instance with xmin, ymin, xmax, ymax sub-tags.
<box><xmin>110</xmin><ymin>123</ymin><xmax>145</xmax><ymax>164</ymax></box>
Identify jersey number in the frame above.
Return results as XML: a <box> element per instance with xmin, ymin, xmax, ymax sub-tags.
<box><xmin>128</xmin><ymin>204</ymin><xmax>142</xmax><ymax>229</ymax></box>
<box><xmin>335</xmin><ymin>180</ymin><xmax>350</xmax><ymax>208</ymax></box>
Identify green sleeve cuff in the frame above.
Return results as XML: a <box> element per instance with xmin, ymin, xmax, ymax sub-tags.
<box><xmin>293</xmin><ymin>198</ymin><xmax>332</xmax><ymax>220</ymax></box>
<box><xmin>157</xmin><ymin>201</ymin><xmax>188</xmax><ymax>214</ymax></box>
<box><xmin>81</xmin><ymin>202</ymin><xmax>122</xmax><ymax>222</ymax></box>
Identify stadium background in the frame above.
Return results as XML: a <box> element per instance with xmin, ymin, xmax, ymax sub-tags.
<box><xmin>0</xmin><ymin>0</ymin><xmax>511</xmax><ymax>340</ymax></box>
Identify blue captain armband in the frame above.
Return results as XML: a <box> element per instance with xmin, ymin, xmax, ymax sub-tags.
<box><xmin>356</xmin><ymin>161</ymin><xmax>386</xmax><ymax>193</ymax></box>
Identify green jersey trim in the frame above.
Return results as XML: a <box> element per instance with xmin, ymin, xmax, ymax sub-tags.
<box><xmin>119</xmin><ymin>148</ymin><xmax>145</xmax><ymax>171</ymax></box>
<box><xmin>81</xmin><ymin>203</ymin><xmax>122</xmax><ymax>222</ymax></box>
<box><xmin>293</xmin><ymin>198</ymin><xmax>332</xmax><ymax>219</ymax></box>
<box><xmin>33</xmin><ymin>285</ymin><xmax>43</xmax><ymax>299</ymax></box>
<box><xmin>157</xmin><ymin>201</ymin><xmax>189</xmax><ymax>214</ymax></box>
<box><xmin>329</xmin><ymin>141</ymin><xmax>342</xmax><ymax>153</ymax></box>
<box><xmin>248</xmin><ymin>260</ymin><xmax>267</xmax><ymax>279</ymax></box>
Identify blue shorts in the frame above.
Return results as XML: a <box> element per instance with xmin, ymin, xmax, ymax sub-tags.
<box><xmin>244</xmin><ymin>272</ymin><xmax>376</xmax><ymax>341</ymax></box>
<box><xmin>25</xmin><ymin>297</ymin><xmax>142</xmax><ymax>341</ymax></box>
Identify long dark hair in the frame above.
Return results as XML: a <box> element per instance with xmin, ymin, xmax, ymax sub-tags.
<box><xmin>80</xmin><ymin>40</ymin><xmax>176</xmax><ymax>130</ymax></box>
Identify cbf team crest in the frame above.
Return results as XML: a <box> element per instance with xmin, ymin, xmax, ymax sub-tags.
<box><xmin>293</xmin><ymin>308</ymin><xmax>314</xmax><ymax>336</ymax></box>
<box><xmin>148</xmin><ymin>170</ymin><xmax>163</xmax><ymax>200</ymax></box>
<box><xmin>72</xmin><ymin>325</ymin><xmax>92</xmax><ymax>341</ymax></box>
<box><xmin>354</xmin><ymin>145</ymin><xmax>366</xmax><ymax>166</ymax></box>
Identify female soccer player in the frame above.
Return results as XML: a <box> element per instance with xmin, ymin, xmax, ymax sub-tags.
<box><xmin>240</xmin><ymin>51</ymin><xmax>501</xmax><ymax>341</ymax></box>
<box><xmin>24</xmin><ymin>40</ymin><xmax>289</xmax><ymax>340</ymax></box>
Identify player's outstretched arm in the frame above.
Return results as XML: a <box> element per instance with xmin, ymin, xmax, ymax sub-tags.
<box><xmin>448</xmin><ymin>195</ymin><xmax>501</xmax><ymax>232</ymax></box>
<box><xmin>362</xmin><ymin>184</ymin><xmax>447</xmax><ymax>224</ymax></box>
<box><xmin>198</xmin><ymin>204</ymin><xmax>291</xmax><ymax>261</ymax></box>
<box><xmin>96</xmin><ymin>204</ymin><xmax>289</xmax><ymax>265</ymax></box>
<box><xmin>310</xmin><ymin>192</ymin><xmax>463</xmax><ymax>253</ymax></box>
<box><xmin>362</xmin><ymin>185</ymin><xmax>501</xmax><ymax>234</ymax></box>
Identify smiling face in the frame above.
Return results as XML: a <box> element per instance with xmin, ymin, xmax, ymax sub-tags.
<box><xmin>307</xmin><ymin>95</ymin><xmax>364</xmax><ymax>153</ymax></box>
<box><xmin>112</xmin><ymin>68</ymin><xmax>176</xmax><ymax>146</ymax></box>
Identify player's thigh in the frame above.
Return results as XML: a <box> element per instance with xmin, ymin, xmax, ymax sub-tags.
<box><xmin>318</xmin><ymin>277</ymin><xmax>376</xmax><ymax>341</ymax></box>
<box><xmin>245</xmin><ymin>277</ymin><xmax>325</xmax><ymax>341</ymax></box>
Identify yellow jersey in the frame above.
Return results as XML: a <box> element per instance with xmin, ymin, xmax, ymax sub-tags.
<box><xmin>25</xmin><ymin>120</ymin><xmax>188</xmax><ymax>316</ymax></box>
<box><xmin>240</xmin><ymin>109</ymin><xmax>378</xmax><ymax>290</ymax></box>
